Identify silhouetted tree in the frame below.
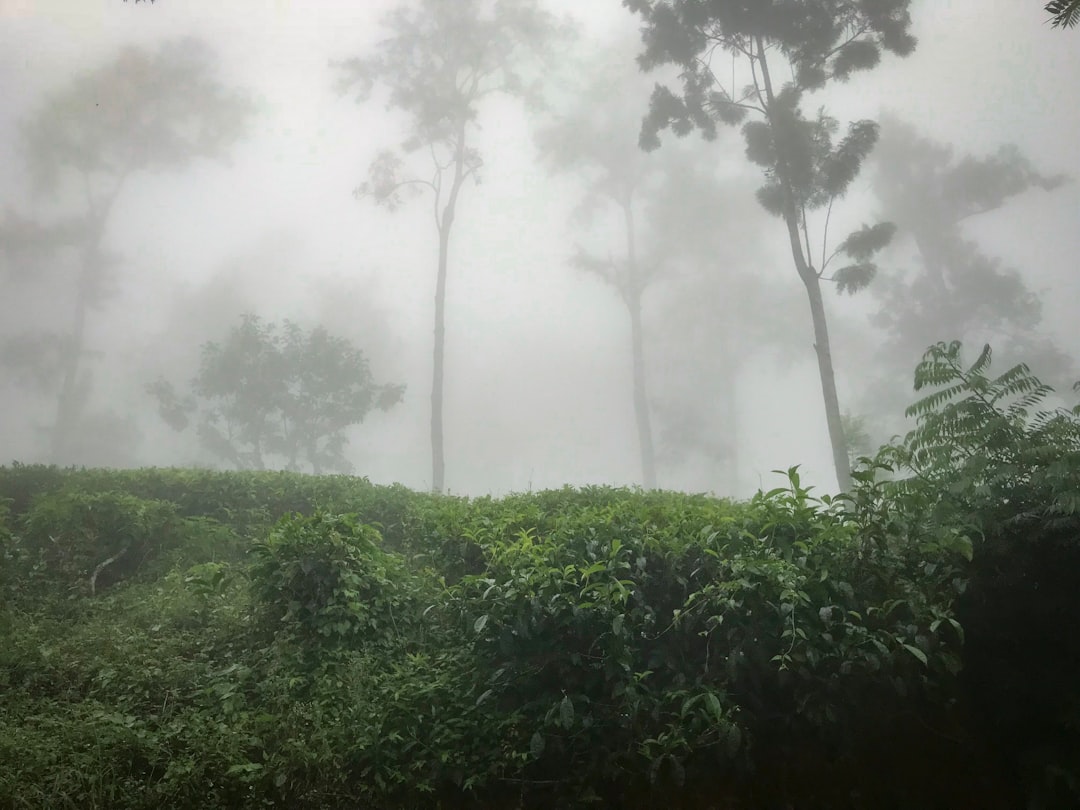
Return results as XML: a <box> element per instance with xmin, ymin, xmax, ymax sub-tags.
<box><xmin>335</xmin><ymin>0</ymin><xmax>562</xmax><ymax>493</ymax></box>
<box><xmin>860</xmin><ymin>116</ymin><xmax>1071</xmax><ymax>432</ymax></box>
<box><xmin>0</xmin><ymin>40</ymin><xmax>251</xmax><ymax>463</ymax></box>
<box><xmin>624</xmin><ymin>0</ymin><xmax>916</xmax><ymax>491</ymax></box>
<box><xmin>149</xmin><ymin>315</ymin><xmax>404</xmax><ymax>474</ymax></box>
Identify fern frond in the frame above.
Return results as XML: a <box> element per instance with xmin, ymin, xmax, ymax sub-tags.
<box><xmin>905</xmin><ymin>382</ymin><xmax>968</xmax><ymax>419</ymax></box>
<box><xmin>968</xmin><ymin>343</ymin><xmax>992</xmax><ymax>376</ymax></box>
<box><xmin>1046</xmin><ymin>0</ymin><xmax>1080</xmax><ymax>28</ymax></box>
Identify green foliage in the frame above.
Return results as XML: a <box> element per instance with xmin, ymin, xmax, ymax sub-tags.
<box><xmin>150</xmin><ymin>314</ymin><xmax>404</xmax><ymax>474</ymax></box>
<box><xmin>885</xmin><ymin>341</ymin><xmax>1080</xmax><ymax>523</ymax></box>
<box><xmin>249</xmin><ymin>511</ymin><xmax>423</xmax><ymax>659</ymax></box>
<box><xmin>858</xmin><ymin>341</ymin><xmax>1080</xmax><ymax>806</ymax></box>
<box><xmin>1047</xmin><ymin>0</ymin><xmax>1080</xmax><ymax>28</ymax></box>
<box><xmin>2</xmin><ymin>435</ymin><xmax>1078</xmax><ymax>806</ymax></box>
<box><xmin>17</xmin><ymin>490</ymin><xmax>184</xmax><ymax>598</ymax></box>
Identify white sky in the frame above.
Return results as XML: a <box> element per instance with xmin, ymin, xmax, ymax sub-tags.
<box><xmin>1</xmin><ymin>0</ymin><xmax>1077</xmax><ymax>496</ymax></box>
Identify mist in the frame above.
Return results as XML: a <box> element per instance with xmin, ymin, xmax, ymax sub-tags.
<box><xmin>1</xmin><ymin>0</ymin><xmax>1077</xmax><ymax>498</ymax></box>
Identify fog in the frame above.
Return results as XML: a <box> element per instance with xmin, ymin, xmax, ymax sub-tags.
<box><xmin>1</xmin><ymin>0</ymin><xmax>1077</xmax><ymax>497</ymax></box>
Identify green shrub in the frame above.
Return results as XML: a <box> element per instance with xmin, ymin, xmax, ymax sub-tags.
<box><xmin>18</xmin><ymin>490</ymin><xmax>184</xmax><ymax>597</ymax></box>
<box><xmin>249</xmin><ymin>510</ymin><xmax>427</xmax><ymax>663</ymax></box>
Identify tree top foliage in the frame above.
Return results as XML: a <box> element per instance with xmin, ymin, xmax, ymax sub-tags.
<box><xmin>334</xmin><ymin>0</ymin><xmax>562</xmax><ymax>148</ymax></box>
<box><xmin>871</xmin><ymin>115</ymin><xmax>1068</xmax><ymax>232</ymax></box>
<box><xmin>624</xmin><ymin>0</ymin><xmax>916</xmax><ymax>146</ymax></box>
<box><xmin>21</xmin><ymin>39</ymin><xmax>252</xmax><ymax>197</ymax></box>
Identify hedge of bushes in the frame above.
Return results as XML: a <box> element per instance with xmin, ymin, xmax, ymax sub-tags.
<box><xmin>0</xmin><ymin>343</ymin><xmax>1078</xmax><ymax>808</ymax></box>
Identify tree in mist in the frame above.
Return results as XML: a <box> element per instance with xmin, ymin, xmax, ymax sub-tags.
<box><xmin>624</xmin><ymin>0</ymin><xmax>915</xmax><ymax>492</ymax></box>
<box><xmin>335</xmin><ymin>0</ymin><xmax>561</xmax><ymax>494</ymax></box>
<box><xmin>1046</xmin><ymin>0</ymin><xmax>1080</xmax><ymax>28</ymax></box>
<box><xmin>149</xmin><ymin>315</ymin><xmax>404</xmax><ymax>474</ymax></box>
<box><xmin>0</xmin><ymin>40</ymin><xmax>251</xmax><ymax>464</ymax></box>
<box><xmin>536</xmin><ymin>67</ymin><xmax>672</xmax><ymax>489</ymax></box>
<box><xmin>858</xmin><ymin>116</ymin><xmax>1071</xmax><ymax>430</ymax></box>
<box><xmin>538</xmin><ymin>60</ymin><xmax>786</xmax><ymax>493</ymax></box>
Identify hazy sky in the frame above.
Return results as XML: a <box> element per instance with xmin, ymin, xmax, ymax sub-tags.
<box><xmin>1</xmin><ymin>0</ymin><xmax>1077</xmax><ymax>496</ymax></box>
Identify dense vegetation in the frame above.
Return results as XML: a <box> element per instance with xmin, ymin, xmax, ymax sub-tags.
<box><xmin>2</xmin><ymin>344</ymin><xmax>1079</xmax><ymax>809</ymax></box>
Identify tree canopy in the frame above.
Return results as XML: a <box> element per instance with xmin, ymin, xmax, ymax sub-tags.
<box><xmin>149</xmin><ymin>315</ymin><xmax>404</xmax><ymax>474</ymax></box>
<box><xmin>624</xmin><ymin>0</ymin><xmax>915</xmax><ymax>492</ymax></box>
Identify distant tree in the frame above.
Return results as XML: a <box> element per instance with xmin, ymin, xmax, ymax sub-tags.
<box><xmin>624</xmin><ymin>0</ymin><xmax>915</xmax><ymax>492</ymax></box>
<box><xmin>335</xmin><ymin>0</ymin><xmax>562</xmax><ymax>493</ymax></box>
<box><xmin>537</xmin><ymin>56</ymin><xmax>782</xmax><ymax>492</ymax></box>
<box><xmin>149</xmin><ymin>315</ymin><xmax>405</xmax><ymax>474</ymax></box>
<box><xmin>536</xmin><ymin>65</ymin><xmax>671</xmax><ymax>489</ymax></box>
<box><xmin>0</xmin><ymin>40</ymin><xmax>251</xmax><ymax>463</ymax></box>
<box><xmin>1046</xmin><ymin>0</ymin><xmax>1080</xmax><ymax>28</ymax></box>
<box><xmin>860</xmin><ymin>116</ymin><xmax>1071</xmax><ymax>433</ymax></box>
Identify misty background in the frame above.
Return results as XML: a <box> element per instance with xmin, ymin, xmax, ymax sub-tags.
<box><xmin>0</xmin><ymin>0</ymin><xmax>1077</xmax><ymax>497</ymax></box>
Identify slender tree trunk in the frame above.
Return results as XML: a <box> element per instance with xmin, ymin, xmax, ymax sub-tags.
<box><xmin>756</xmin><ymin>37</ymin><xmax>852</xmax><ymax>492</ymax></box>
<box><xmin>801</xmin><ymin>272</ymin><xmax>852</xmax><ymax>491</ymax></box>
<box><xmin>431</xmin><ymin>221</ymin><xmax>449</xmax><ymax>493</ymax></box>
<box><xmin>719</xmin><ymin>316</ymin><xmax>740</xmax><ymax>494</ymax></box>
<box><xmin>622</xmin><ymin>200</ymin><xmax>656</xmax><ymax>489</ymax></box>
<box><xmin>628</xmin><ymin>293</ymin><xmax>657</xmax><ymax>489</ymax></box>
<box><xmin>51</xmin><ymin>233</ymin><xmax>101</xmax><ymax>462</ymax></box>
<box><xmin>430</xmin><ymin>122</ymin><xmax>468</xmax><ymax>494</ymax></box>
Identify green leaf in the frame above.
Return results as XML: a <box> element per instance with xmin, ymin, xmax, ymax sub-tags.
<box><xmin>529</xmin><ymin>731</ymin><xmax>545</xmax><ymax>759</ymax></box>
<box><xmin>473</xmin><ymin>614</ymin><xmax>488</xmax><ymax>634</ymax></box>
<box><xmin>705</xmin><ymin>691</ymin><xmax>724</xmax><ymax>722</ymax></box>
<box><xmin>902</xmin><ymin>644</ymin><xmax>928</xmax><ymax>666</ymax></box>
<box><xmin>559</xmin><ymin>695</ymin><xmax>574</xmax><ymax>729</ymax></box>
<box><xmin>612</xmin><ymin>614</ymin><xmax>624</xmax><ymax>637</ymax></box>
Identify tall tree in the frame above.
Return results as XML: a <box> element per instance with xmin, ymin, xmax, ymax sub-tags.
<box><xmin>624</xmin><ymin>0</ymin><xmax>915</xmax><ymax>491</ymax></box>
<box><xmin>149</xmin><ymin>315</ymin><xmax>405</xmax><ymax>474</ymax></box>
<box><xmin>336</xmin><ymin>0</ymin><xmax>561</xmax><ymax>494</ymax></box>
<box><xmin>859</xmin><ymin>116</ymin><xmax>1071</xmax><ymax>431</ymax></box>
<box><xmin>0</xmin><ymin>39</ymin><xmax>251</xmax><ymax>463</ymax></box>
<box><xmin>536</xmin><ymin>66</ymin><xmax>671</xmax><ymax>489</ymax></box>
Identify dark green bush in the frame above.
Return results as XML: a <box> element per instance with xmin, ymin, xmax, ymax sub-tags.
<box><xmin>249</xmin><ymin>511</ymin><xmax>431</xmax><ymax>663</ymax></box>
<box><xmin>17</xmin><ymin>490</ymin><xmax>184</xmax><ymax>597</ymax></box>
<box><xmin>3</xmin><ymin>347</ymin><xmax>1079</xmax><ymax>808</ymax></box>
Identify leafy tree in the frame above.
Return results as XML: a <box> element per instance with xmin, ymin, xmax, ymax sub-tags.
<box><xmin>860</xmin><ymin>116</ymin><xmax>1070</xmax><ymax>434</ymax></box>
<box><xmin>149</xmin><ymin>315</ymin><xmax>404</xmax><ymax>474</ymax></box>
<box><xmin>0</xmin><ymin>40</ymin><xmax>251</xmax><ymax>463</ymax></box>
<box><xmin>335</xmin><ymin>0</ymin><xmax>562</xmax><ymax>493</ymax></box>
<box><xmin>1046</xmin><ymin>0</ymin><xmax>1080</xmax><ymax>27</ymax></box>
<box><xmin>624</xmin><ymin>0</ymin><xmax>915</xmax><ymax>491</ymax></box>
